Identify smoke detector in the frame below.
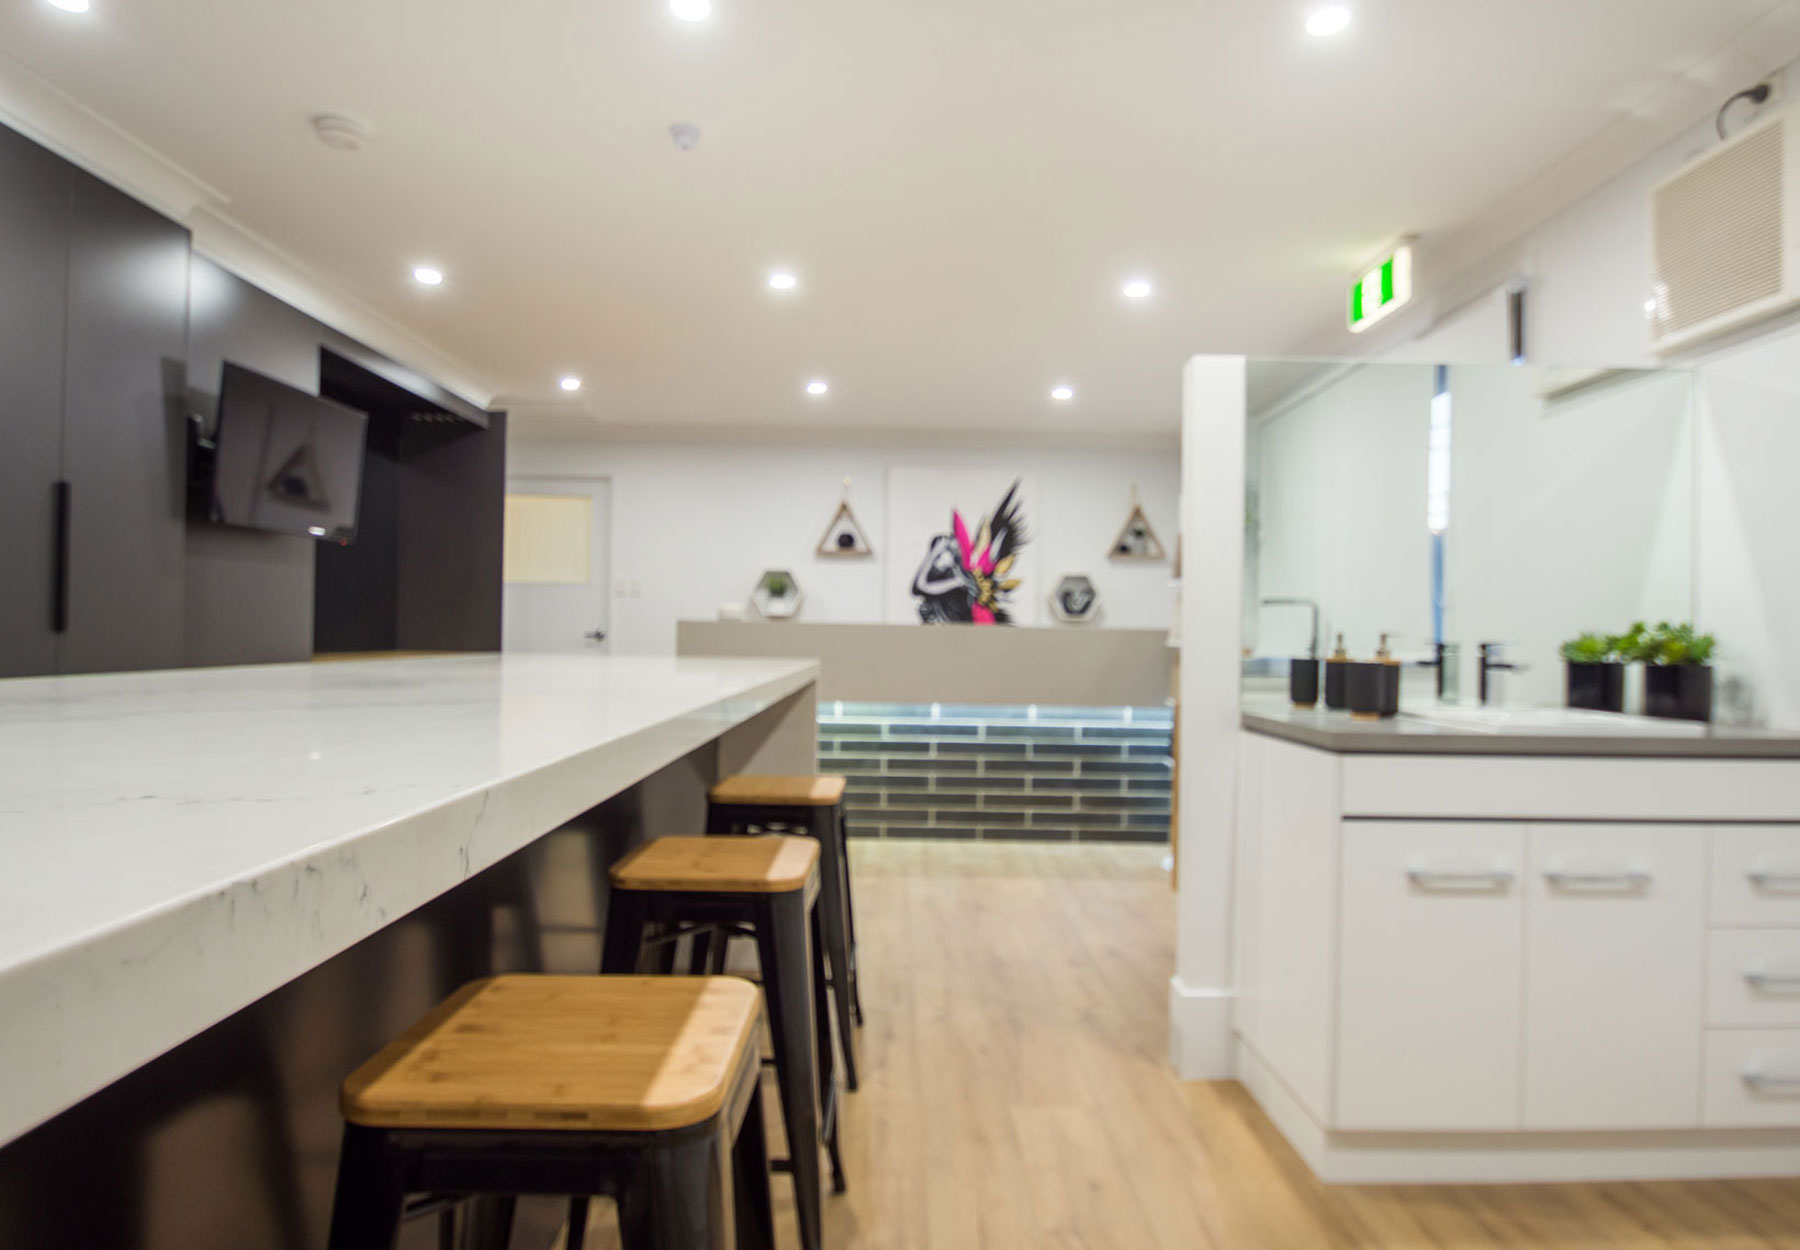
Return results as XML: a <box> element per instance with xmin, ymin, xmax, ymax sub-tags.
<box><xmin>312</xmin><ymin>114</ymin><xmax>370</xmax><ymax>152</ymax></box>
<box><xmin>669</xmin><ymin>123</ymin><xmax>702</xmax><ymax>152</ymax></box>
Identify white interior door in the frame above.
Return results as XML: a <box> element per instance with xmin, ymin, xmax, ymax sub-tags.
<box><xmin>502</xmin><ymin>476</ymin><xmax>612</xmax><ymax>653</ymax></box>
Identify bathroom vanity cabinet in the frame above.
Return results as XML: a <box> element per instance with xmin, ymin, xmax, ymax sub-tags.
<box><xmin>1233</xmin><ymin>711</ymin><xmax>1800</xmax><ymax>1182</ymax></box>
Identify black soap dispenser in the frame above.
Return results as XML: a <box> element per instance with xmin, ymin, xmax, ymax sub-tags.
<box><xmin>1324</xmin><ymin>634</ymin><xmax>1350</xmax><ymax>710</ymax></box>
<box><xmin>1289</xmin><ymin>654</ymin><xmax>1321</xmax><ymax>708</ymax></box>
<box><xmin>1347</xmin><ymin>633</ymin><xmax>1403</xmax><ymax>721</ymax></box>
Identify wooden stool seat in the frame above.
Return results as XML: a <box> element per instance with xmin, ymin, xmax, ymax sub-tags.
<box><xmin>341</xmin><ymin>975</ymin><xmax>760</xmax><ymax>1134</ymax></box>
<box><xmin>708</xmin><ymin>774</ymin><xmax>847</xmax><ymax>808</ymax></box>
<box><xmin>612</xmin><ymin>835</ymin><xmax>819</xmax><ymax>895</ymax></box>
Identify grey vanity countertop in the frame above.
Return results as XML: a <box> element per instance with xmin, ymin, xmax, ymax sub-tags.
<box><xmin>1242</xmin><ymin>701</ymin><xmax>1800</xmax><ymax>759</ymax></box>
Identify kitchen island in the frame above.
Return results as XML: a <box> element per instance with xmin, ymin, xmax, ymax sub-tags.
<box><xmin>1234</xmin><ymin>699</ymin><xmax>1800</xmax><ymax>1183</ymax></box>
<box><xmin>0</xmin><ymin>653</ymin><xmax>819</xmax><ymax>1248</ymax></box>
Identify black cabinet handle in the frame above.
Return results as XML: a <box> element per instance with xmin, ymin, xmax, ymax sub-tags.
<box><xmin>52</xmin><ymin>479</ymin><xmax>69</xmax><ymax>634</ymax></box>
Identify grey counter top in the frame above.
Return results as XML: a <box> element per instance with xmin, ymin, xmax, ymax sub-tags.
<box><xmin>1242</xmin><ymin>698</ymin><xmax>1800</xmax><ymax>759</ymax></box>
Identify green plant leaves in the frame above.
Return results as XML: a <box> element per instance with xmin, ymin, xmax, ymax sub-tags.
<box><xmin>1569</xmin><ymin>621</ymin><xmax>1715</xmax><ymax>667</ymax></box>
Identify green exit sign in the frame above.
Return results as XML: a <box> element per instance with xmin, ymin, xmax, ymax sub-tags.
<box><xmin>1348</xmin><ymin>245</ymin><xmax>1414</xmax><ymax>333</ymax></box>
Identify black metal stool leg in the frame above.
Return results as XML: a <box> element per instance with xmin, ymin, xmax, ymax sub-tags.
<box><xmin>600</xmin><ymin>890</ymin><xmax>649</xmax><ymax>974</ymax></box>
<box><xmin>835</xmin><ymin>803</ymin><xmax>865</xmax><ymax>1026</ymax></box>
<box><xmin>564</xmin><ymin>1198</ymin><xmax>590</xmax><ymax>1250</ymax></box>
<box><xmin>617</xmin><ymin>1134</ymin><xmax>733</xmax><ymax>1250</ymax></box>
<box><xmin>732</xmin><ymin>1080</ymin><xmax>778</xmax><ymax>1250</ymax></box>
<box><xmin>326</xmin><ymin>1125</ymin><xmax>408</xmax><ymax>1250</ymax></box>
<box><xmin>753</xmin><ymin>893</ymin><xmax>824</xmax><ymax>1250</ymax></box>
<box><xmin>809</xmin><ymin>807</ymin><xmax>860</xmax><ymax>1091</ymax></box>
<box><xmin>810</xmin><ymin>902</ymin><xmax>847</xmax><ymax>1195</ymax></box>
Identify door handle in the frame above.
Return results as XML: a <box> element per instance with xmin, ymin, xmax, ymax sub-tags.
<box><xmin>1744</xmin><ymin>968</ymin><xmax>1800</xmax><ymax>992</ymax></box>
<box><xmin>584</xmin><ymin>629</ymin><xmax>607</xmax><ymax>642</ymax></box>
<box><xmin>1742</xmin><ymin>1068</ymin><xmax>1800</xmax><ymax>1094</ymax></box>
<box><xmin>1544</xmin><ymin>869</ymin><xmax>1652</xmax><ymax>891</ymax></box>
<box><xmin>1406</xmin><ymin>867</ymin><xmax>1515</xmax><ymax>891</ymax></box>
<box><xmin>1749</xmin><ymin>868</ymin><xmax>1800</xmax><ymax>891</ymax></box>
<box><xmin>51</xmin><ymin>480</ymin><xmax>70</xmax><ymax>634</ymax></box>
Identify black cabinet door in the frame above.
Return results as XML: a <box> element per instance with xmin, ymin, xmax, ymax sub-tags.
<box><xmin>0</xmin><ymin>127</ymin><xmax>70</xmax><ymax>678</ymax></box>
<box><xmin>59</xmin><ymin>172</ymin><xmax>191</xmax><ymax>674</ymax></box>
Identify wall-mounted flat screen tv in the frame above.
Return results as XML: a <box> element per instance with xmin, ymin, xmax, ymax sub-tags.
<box><xmin>212</xmin><ymin>362</ymin><xmax>369</xmax><ymax>542</ymax></box>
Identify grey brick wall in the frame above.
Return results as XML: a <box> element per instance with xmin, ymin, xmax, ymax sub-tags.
<box><xmin>818</xmin><ymin>702</ymin><xmax>1173</xmax><ymax>843</ymax></box>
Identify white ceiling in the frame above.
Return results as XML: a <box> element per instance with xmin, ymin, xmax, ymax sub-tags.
<box><xmin>2</xmin><ymin>0</ymin><xmax>1797</xmax><ymax>440</ymax></box>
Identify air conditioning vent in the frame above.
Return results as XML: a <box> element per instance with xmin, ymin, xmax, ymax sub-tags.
<box><xmin>1649</xmin><ymin>105</ymin><xmax>1800</xmax><ymax>352</ymax></box>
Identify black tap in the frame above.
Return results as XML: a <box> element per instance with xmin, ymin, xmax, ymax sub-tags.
<box><xmin>1415</xmin><ymin>641</ymin><xmax>1449</xmax><ymax>698</ymax></box>
<box><xmin>1478</xmin><ymin>642</ymin><xmax>1517</xmax><ymax>706</ymax></box>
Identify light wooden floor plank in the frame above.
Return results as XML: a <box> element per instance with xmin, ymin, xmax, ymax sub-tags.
<box><xmin>569</xmin><ymin>839</ymin><xmax>1800</xmax><ymax>1249</ymax></box>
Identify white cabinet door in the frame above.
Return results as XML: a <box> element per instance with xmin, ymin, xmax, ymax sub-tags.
<box><xmin>1523</xmin><ymin>824</ymin><xmax>1705</xmax><ymax>1129</ymax></box>
<box><xmin>1336</xmin><ymin>821</ymin><xmax>1526</xmax><ymax>1130</ymax></box>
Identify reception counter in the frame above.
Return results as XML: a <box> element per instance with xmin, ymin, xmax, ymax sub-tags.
<box><xmin>0</xmin><ymin>654</ymin><xmax>818</xmax><ymax>1248</ymax></box>
<box><xmin>677</xmin><ymin>620</ymin><xmax>1173</xmax><ymax>707</ymax></box>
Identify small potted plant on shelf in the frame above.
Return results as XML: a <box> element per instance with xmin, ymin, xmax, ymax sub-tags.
<box><xmin>1637</xmin><ymin>621</ymin><xmax>1717</xmax><ymax>723</ymax></box>
<box><xmin>1559</xmin><ymin>630</ymin><xmax>1626</xmax><ymax>713</ymax></box>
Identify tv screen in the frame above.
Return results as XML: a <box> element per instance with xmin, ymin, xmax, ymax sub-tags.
<box><xmin>212</xmin><ymin>362</ymin><xmax>368</xmax><ymax>542</ymax></box>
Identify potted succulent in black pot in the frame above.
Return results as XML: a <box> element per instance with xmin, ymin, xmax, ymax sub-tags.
<box><xmin>1636</xmin><ymin>621</ymin><xmax>1717</xmax><ymax>723</ymax></box>
<box><xmin>1559</xmin><ymin>631</ymin><xmax>1625</xmax><ymax>713</ymax></box>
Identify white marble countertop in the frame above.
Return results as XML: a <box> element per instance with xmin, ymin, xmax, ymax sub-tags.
<box><xmin>0</xmin><ymin>654</ymin><xmax>817</xmax><ymax>1148</ymax></box>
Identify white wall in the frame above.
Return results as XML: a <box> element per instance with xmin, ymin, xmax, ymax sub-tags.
<box><xmin>1250</xmin><ymin>365</ymin><xmax>1435</xmax><ymax>660</ymax></box>
<box><xmin>1338</xmin><ymin>65</ymin><xmax>1800</xmax><ymax>727</ymax></box>
<box><xmin>504</xmin><ymin>436</ymin><xmax>1180</xmax><ymax>656</ymax></box>
<box><xmin>1444</xmin><ymin>368</ymin><xmax>1695</xmax><ymax>709</ymax></box>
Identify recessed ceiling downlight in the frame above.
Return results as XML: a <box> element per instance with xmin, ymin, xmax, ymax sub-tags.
<box><xmin>312</xmin><ymin>114</ymin><xmax>369</xmax><ymax>152</ymax></box>
<box><xmin>1122</xmin><ymin>278</ymin><xmax>1154</xmax><ymax>300</ymax></box>
<box><xmin>806</xmin><ymin>380</ymin><xmax>829</xmax><ymax>397</ymax></box>
<box><xmin>768</xmin><ymin>271</ymin><xmax>798</xmax><ymax>291</ymax></box>
<box><xmin>412</xmin><ymin>266</ymin><xmax>444</xmax><ymax>287</ymax></box>
<box><xmin>670</xmin><ymin>0</ymin><xmax>711</xmax><ymax>21</ymax></box>
<box><xmin>1051</xmin><ymin>386</ymin><xmax>1075</xmax><ymax>402</ymax></box>
<box><xmin>1306</xmin><ymin>5</ymin><xmax>1351</xmax><ymax>37</ymax></box>
<box><xmin>44</xmin><ymin>0</ymin><xmax>91</xmax><ymax>12</ymax></box>
<box><xmin>560</xmin><ymin>376</ymin><xmax>583</xmax><ymax>393</ymax></box>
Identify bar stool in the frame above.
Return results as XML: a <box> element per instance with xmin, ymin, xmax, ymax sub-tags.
<box><xmin>706</xmin><ymin>775</ymin><xmax>863</xmax><ymax>1088</ymax></box>
<box><xmin>324</xmin><ymin>974</ymin><xmax>774</xmax><ymax>1250</ymax></box>
<box><xmin>603</xmin><ymin>836</ymin><xmax>842</xmax><ymax>1250</ymax></box>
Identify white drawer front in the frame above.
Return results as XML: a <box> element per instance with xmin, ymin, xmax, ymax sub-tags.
<box><xmin>1523</xmin><ymin>824</ymin><xmax>1705</xmax><ymax>1130</ymax></box>
<box><xmin>1711</xmin><ymin>827</ymin><xmax>1800</xmax><ymax>926</ymax></box>
<box><xmin>1704</xmin><ymin>1030</ymin><xmax>1800</xmax><ymax>1128</ymax></box>
<box><xmin>1708</xmin><ymin>929</ymin><xmax>1800</xmax><ymax>1027</ymax></box>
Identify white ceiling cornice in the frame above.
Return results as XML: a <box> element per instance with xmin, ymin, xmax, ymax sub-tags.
<box><xmin>0</xmin><ymin>50</ymin><xmax>499</xmax><ymax>409</ymax></box>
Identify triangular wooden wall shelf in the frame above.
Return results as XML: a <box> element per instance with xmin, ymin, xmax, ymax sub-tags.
<box><xmin>817</xmin><ymin>498</ymin><xmax>874</xmax><ymax>558</ymax></box>
<box><xmin>1109</xmin><ymin>500</ymin><xmax>1165</xmax><ymax>562</ymax></box>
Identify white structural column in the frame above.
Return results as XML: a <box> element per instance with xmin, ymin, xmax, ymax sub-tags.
<box><xmin>1170</xmin><ymin>354</ymin><xmax>1248</xmax><ymax>1079</ymax></box>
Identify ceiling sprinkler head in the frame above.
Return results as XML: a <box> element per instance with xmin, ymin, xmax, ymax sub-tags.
<box><xmin>311</xmin><ymin>114</ymin><xmax>369</xmax><ymax>152</ymax></box>
<box><xmin>669</xmin><ymin>123</ymin><xmax>702</xmax><ymax>152</ymax></box>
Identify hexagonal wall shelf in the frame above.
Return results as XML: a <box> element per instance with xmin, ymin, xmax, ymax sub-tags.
<box><xmin>751</xmin><ymin>569</ymin><xmax>805</xmax><ymax>619</ymax></box>
<box><xmin>1050</xmin><ymin>574</ymin><xmax>1100</xmax><ymax>624</ymax></box>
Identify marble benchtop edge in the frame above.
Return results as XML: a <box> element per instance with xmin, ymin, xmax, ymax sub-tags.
<box><xmin>0</xmin><ymin>656</ymin><xmax>817</xmax><ymax>1149</ymax></box>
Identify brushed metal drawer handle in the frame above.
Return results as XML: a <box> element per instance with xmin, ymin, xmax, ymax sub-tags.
<box><xmin>1748</xmin><ymin>869</ymin><xmax>1800</xmax><ymax>891</ymax></box>
<box><xmin>1742</xmin><ymin>1069</ymin><xmax>1800</xmax><ymax>1094</ymax></box>
<box><xmin>1406</xmin><ymin>868</ymin><xmax>1515</xmax><ymax>891</ymax></box>
<box><xmin>1744</xmin><ymin>970</ymin><xmax>1800</xmax><ymax>991</ymax></box>
<box><xmin>1545</xmin><ymin>869</ymin><xmax>1652</xmax><ymax>890</ymax></box>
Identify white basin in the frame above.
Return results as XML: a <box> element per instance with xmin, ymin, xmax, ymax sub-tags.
<box><xmin>1402</xmin><ymin>706</ymin><xmax>1708</xmax><ymax>737</ymax></box>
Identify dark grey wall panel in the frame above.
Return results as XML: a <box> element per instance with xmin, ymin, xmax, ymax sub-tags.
<box><xmin>183</xmin><ymin>257</ymin><xmax>322</xmax><ymax>667</ymax></box>
<box><xmin>396</xmin><ymin>411</ymin><xmax>507</xmax><ymax>651</ymax></box>
<box><xmin>0</xmin><ymin>126</ymin><xmax>70</xmax><ymax>679</ymax></box>
<box><xmin>59</xmin><ymin>172</ymin><xmax>190</xmax><ymax>675</ymax></box>
<box><xmin>311</xmin><ymin>417</ymin><xmax>401</xmax><ymax>654</ymax></box>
